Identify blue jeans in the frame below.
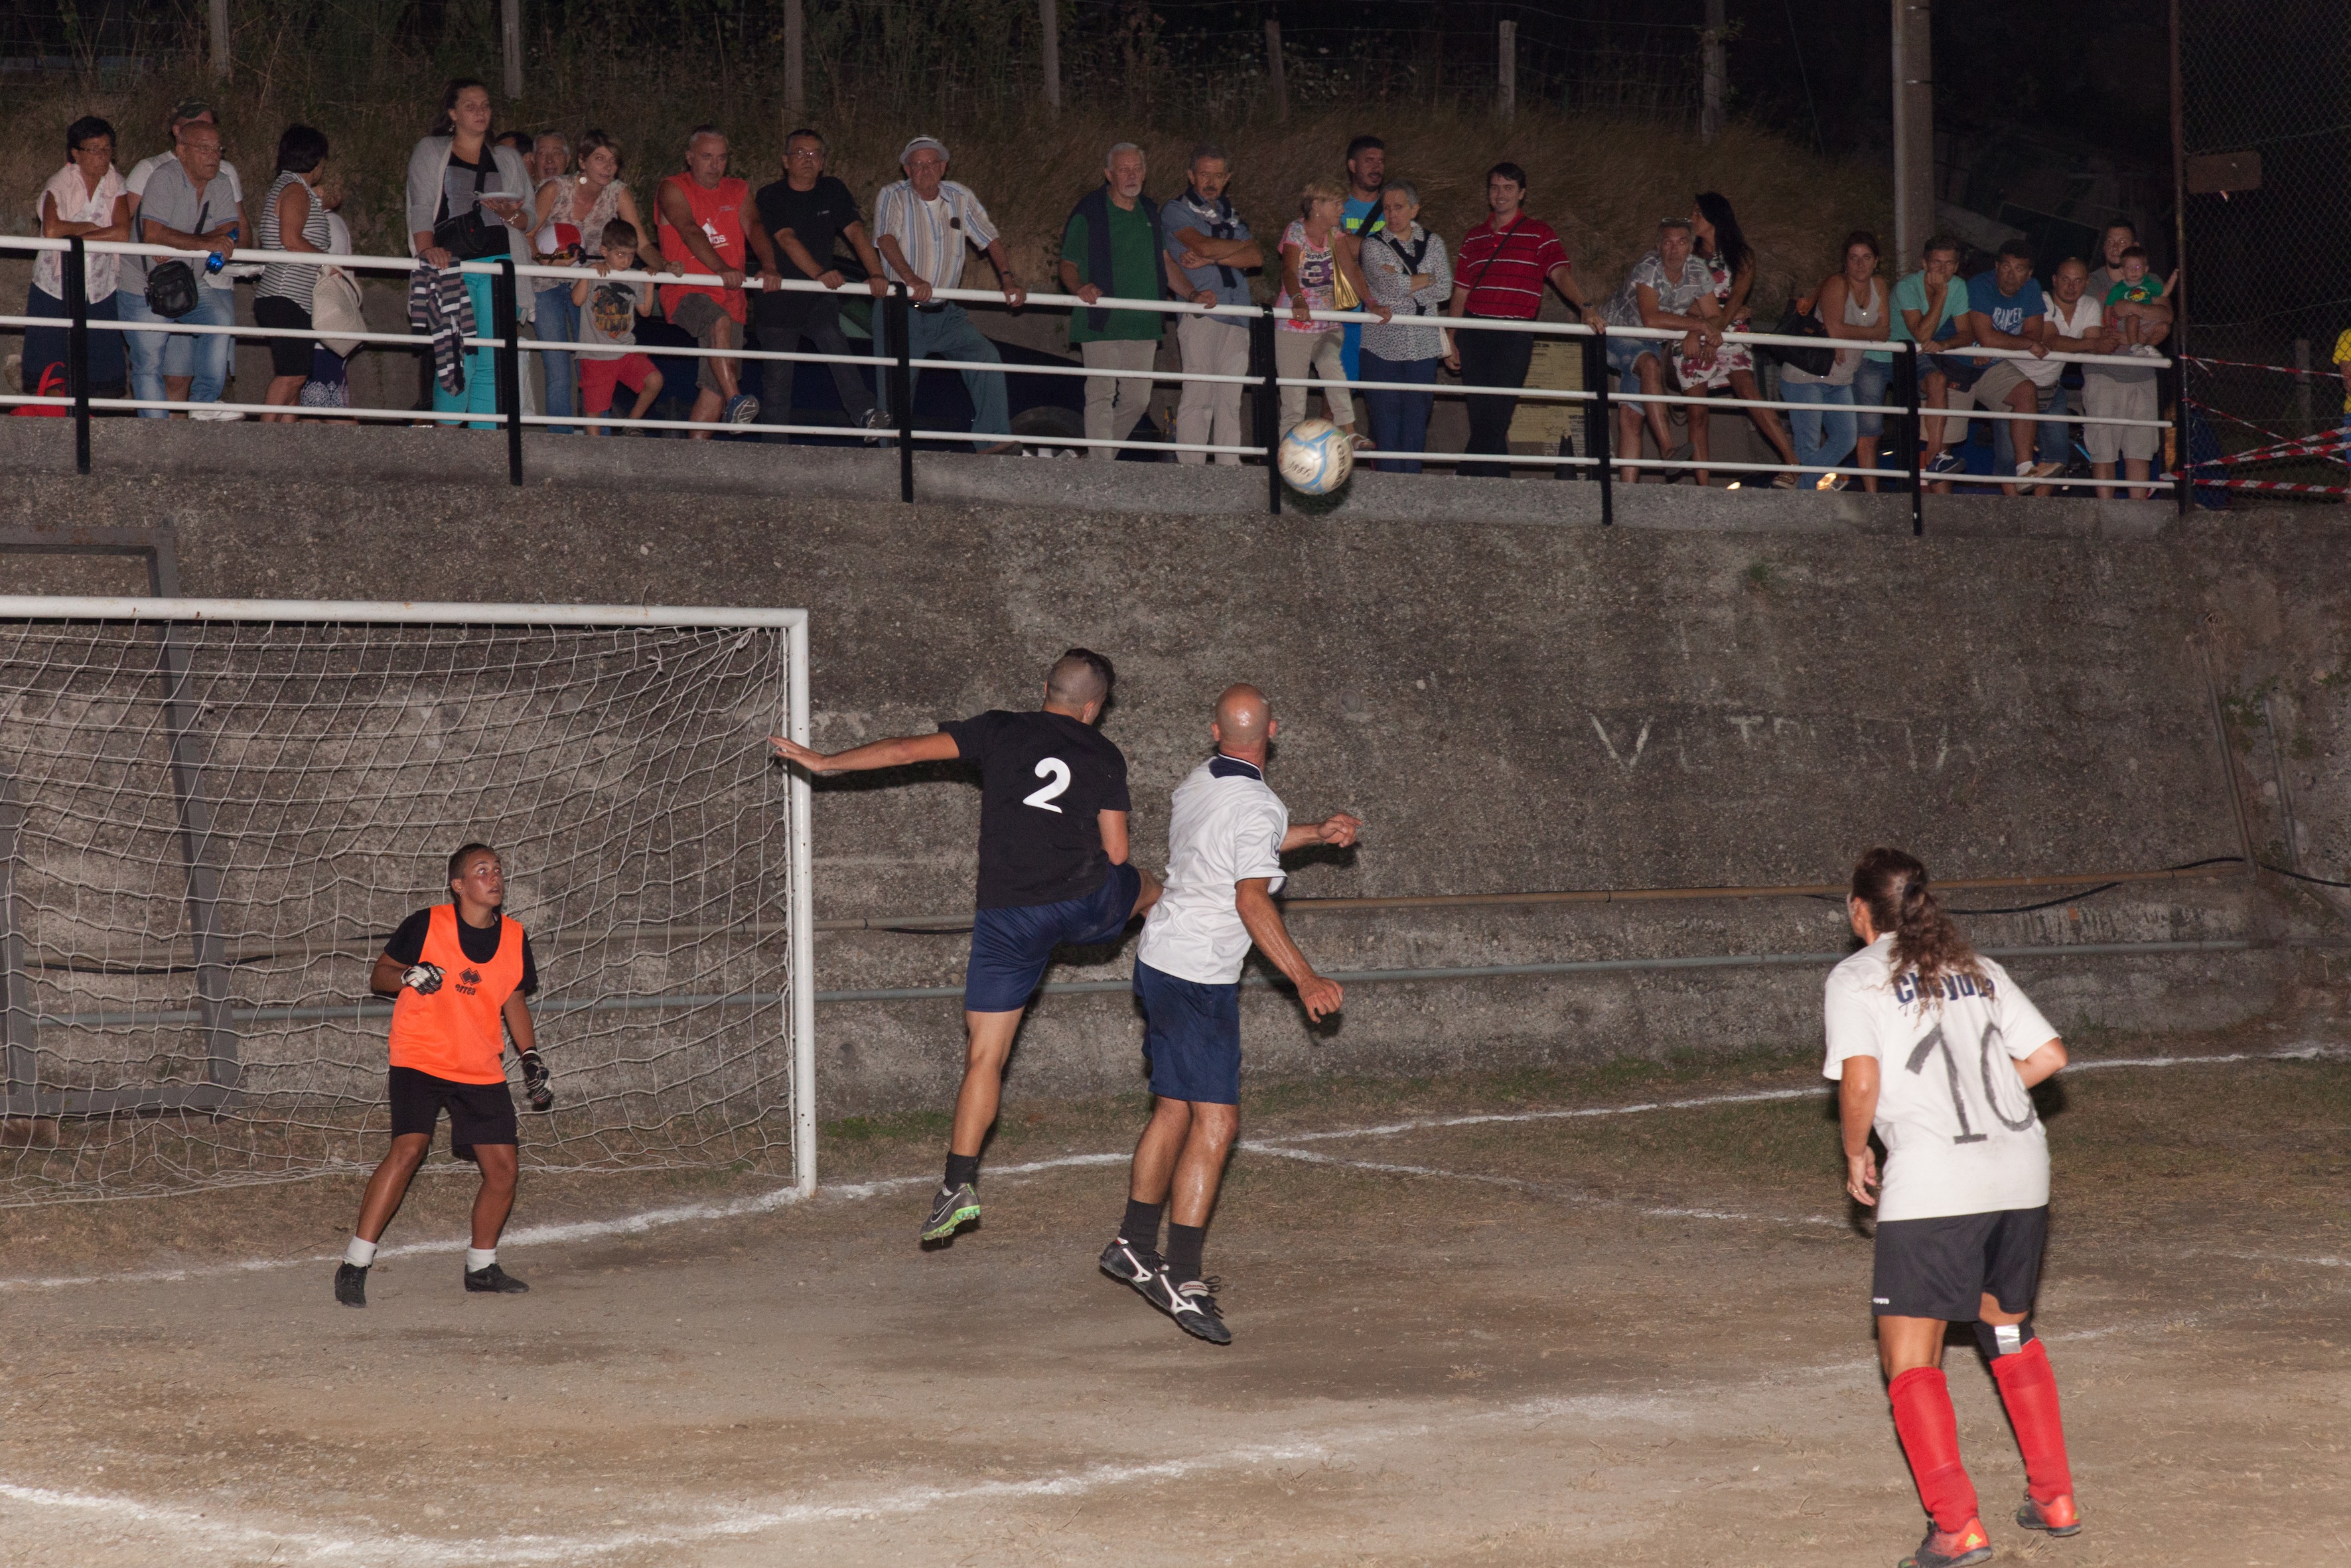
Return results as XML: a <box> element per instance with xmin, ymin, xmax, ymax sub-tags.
<box><xmin>1360</xmin><ymin>350</ymin><xmax>1438</xmax><ymax>473</ymax></box>
<box><xmin>119</xmin><ymin>285</ymin><xmax>234</xmax><ymax>416</ymax></box>
<box><xmin>872</xmin><ymin>300</ymin><xmax>1009</xmax><ymax>446</ymax></box>
<box><xmin>1780</xmin><ymin>379</ymin><xmax>1856</xmax><ymax>476</ymax></box>
<box><xmin>533</xmin><ymin>284</ymin><xmax>578</xmax><ymax>433</ymax></box>
<box><xmin>1992</xmin><ymin>382</ymin><xmax>2072</xmax><ymax>472</ymax></box>
<box><xmin>431</xmin><ymin>271</ymin><xmax>501</xmax><ymax>430</ymax></box>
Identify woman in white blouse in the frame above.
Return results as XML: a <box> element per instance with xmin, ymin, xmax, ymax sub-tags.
<box><xmin>1356</xmin><ymin>180</ymin><xmax>1453</xmax><ymax>474</ymax></box>
<box><xmin>27</xmin><ymin>114</ymin><xmax>132</xmax><ymax>397</ymax></box>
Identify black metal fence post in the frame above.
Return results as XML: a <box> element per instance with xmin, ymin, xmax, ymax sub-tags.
<box><xmin>65</xmin><ymin>235</ymin><xmax>90</xmax><ymax>474</ymax></box>
<box><xmin>1585</xmin><ymin>330</ymin><xmax>1613</xmax><ymax>526</ymax></box>
<box><xmin>492</xmin><ymin>259</ymin><xmax>522</xmax><ymax>486</ymax></box>
<box><xmin>1904</xmin><ymin>346</ymin><xmax>1925</xmax><ymax>535</ymax></box>
<box><xmin>888</xmin><ymin>283</ymin><xmax>914</xmax><ymax>504</ymax></box>
<box><xmin>1255</xmin><ymin>303</ymin><xmax>1281</xmax><ymax>516</ymax></box>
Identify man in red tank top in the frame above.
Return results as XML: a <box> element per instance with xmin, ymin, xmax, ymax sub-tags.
<box><xmin>656</xmin><ymin>124</ymin><xmax>764</xmax><ymax>435</ymax></box>
<box><xmin>334</xmin><ymin>843</ymin><xmax>547</xmax><ymax>1309</ymax></box>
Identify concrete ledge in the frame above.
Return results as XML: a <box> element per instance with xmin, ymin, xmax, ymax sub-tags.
<box><xmin>0</xmin><ymin>417</ymin><xmax>2184</xmax><ymax>537</ymax></box>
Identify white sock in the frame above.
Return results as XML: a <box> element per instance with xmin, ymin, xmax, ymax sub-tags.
<box><xmin>344</xmin><ymin>1236</ymin><xmax>378</xmax><ymax>1268</ymax></box>
<box><xmin>465</xmin><ymin>1247</ymin><xmax>497</xmax><ymax>1273</ymax></box>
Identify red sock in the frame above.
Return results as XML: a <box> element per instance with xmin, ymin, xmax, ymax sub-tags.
<box><xmin>1888</xmin><ymin>1367</ymin><xmax>1981</xmax><ymax>1532</ymax></box>
<box><xmin>1989</xmin><ymin>1338</ymin><xmax>2074</xmax><ymax>1503</ymax></box>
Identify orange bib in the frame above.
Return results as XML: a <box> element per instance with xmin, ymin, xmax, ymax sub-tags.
<box><xmin>388</xmin><ymin>904</ymin><xmax>526</xmax><ymax>1085</ymax></box>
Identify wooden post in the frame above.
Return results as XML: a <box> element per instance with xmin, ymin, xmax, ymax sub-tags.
<box><xmin>1701</xmin><ymin>0</ymin><xmax>1726</xmax><ymax>141</ymax></box>
<box><xmin>208</xmin><ymin>0</ymin><xmax>230</xmax><ymax>78</ymax></box>
<box><xmin>1498</xmin><ymin>20</ymin><xmax>1516</xmax><ymax>120</ymax></box>
<box><xmin>785</xmin><ymin>0</ymin><xmax>806</xmax><ymax>116</ymax></box>
<box><xmin>1265</xmin><ymin>19</ymin><xmax>1287</xmax><ymax>120</ymax></box>
<box><xmin>1040</xmin><ymin>0</ymin><xmax>1062</xmax><ymax>113</ymax></box>
<box><xmin>500</xmin><ymin>0</ymin><xmax>523</xmax><ymax>100</ymax></box>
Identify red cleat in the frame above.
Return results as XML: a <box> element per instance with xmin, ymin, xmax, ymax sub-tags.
<box><xmin>2016</xmin><ymin>1492</ymin><xmax>2084</xmax><ymax>1536</ymax></box>
<box><xmin>1898</xmin><ymin>1517</ymin><xmax>1993</xmax><ymax>1568</ymax></box>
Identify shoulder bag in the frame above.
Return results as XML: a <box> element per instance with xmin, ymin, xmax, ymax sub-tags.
<box><xmin>1760</xmin><ymin>301</ymin><xmax>1835</xmax><ymax>378</ymax></box>
<box><xmin>431</xmin><ymin>155</ymin><xmax>514</xmax><ymax>261</ymax></box>
<box><xmin>141</xmin><ymin>198</ymin><xmax>207</xmax><ymax>320</ymax></box>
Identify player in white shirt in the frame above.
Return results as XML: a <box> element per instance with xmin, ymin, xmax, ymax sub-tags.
<box><xmin>1824</xmin><ymin>848</ymin><xmax>2082</xmax><ymax>1568</ymax></box>
<box><xmin>1097</xmin><ymin>683</ymin><xmax>1359</xmax><ymax>1343</ymax></box>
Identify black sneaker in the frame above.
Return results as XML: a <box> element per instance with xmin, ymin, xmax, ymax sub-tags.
<box><xmin>1135</xmin><ymin>1268</ymin><xmax>1232</xmax><ymax>1344</ymax></box>
<box><xmin>464</xmin><ymin>1262</ymin><xmax>529</xmax><ymax>1294</ymax></box>
<box><xmin>1098</xmin><ymin>1235</ymin><xmax>1162</xmax><ymax>1289</ymax></box>
<box><xmin>334</xmin><ymin>1262</ymin><xmax>368</xmax><ymax>1308</ymax></box>
<box><xmin>920</xmin><ymin>1182</ymin><xmax>979</xmax><ymax>1244</ymax></box>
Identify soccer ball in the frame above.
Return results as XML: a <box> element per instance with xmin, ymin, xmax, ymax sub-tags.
<box><xmin>1278</xmin><ymin>419</ymin><xmax>1354</xmax><ymax>496</ymax></box>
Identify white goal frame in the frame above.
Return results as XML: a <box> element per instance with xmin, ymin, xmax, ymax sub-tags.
<box><xmin>0</xmin><ymin>596</ymin><xmax>818</xmax><ymax>1196</ymax></box>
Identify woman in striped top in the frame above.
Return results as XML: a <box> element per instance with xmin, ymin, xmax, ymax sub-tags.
<box><xmin>255</xmin><ymin>124</ymin><xmax>332</xmax><ymax>423</ymax></box>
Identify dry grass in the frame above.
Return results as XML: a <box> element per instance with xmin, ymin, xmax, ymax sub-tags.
<box><xmin>2</xmin><ymin>71</ymin><xmax>1887</xmax><ymax>313</ymax></box>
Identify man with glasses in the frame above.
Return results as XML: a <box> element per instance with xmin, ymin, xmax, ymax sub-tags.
<box><xmin>747</xmin><ymin>128</ymin><xmax>891</xmax><ymax>441</ymax></box>
<box><xmin>871</xmin><ymin>135</ymin><xmax>1027</xmax><ymax>454</ymax></box>
<box><xmin>119</xmin><ymin>114</ymin><xmax>248</xmax><ymax>419</ymax></box>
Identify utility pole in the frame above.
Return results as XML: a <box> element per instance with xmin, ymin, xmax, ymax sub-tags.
<box><xmin>1701</xmin><ymin>0</ymin><xmax>1726</xmax><ymax>141</ymax></box>
<box><xmin>500</xmin><ymin>0</ymin><xmax>522</xmax><ymax>100</ymax></box>
<box><xmin>1040</xmin><ymin>0</ymin><xmax>1062</xmax><ymax>113</ymax></box>
<box><xmin>1265</xmin><ymin>19</ymin><xmax>1287</xmax><ymax>120</ymax></box>
<box><xmin>1891</xmin><ymin>0</ymin><xmax>1934</xmax><ymax>267</ymax></box>
<box><xmin>1498</xmin><ymin>20</ymin><xmax>1516</xmax><ymax>120</ymax></box>
<box><xmin>784</xmin><ymin>0</ymin><xmax>805</xmax><ymax>117</ymax></box>
<box><xmin>208</xmin><ymin>0</ymin><xmax>229</xmax><ymax>78</ymax></box>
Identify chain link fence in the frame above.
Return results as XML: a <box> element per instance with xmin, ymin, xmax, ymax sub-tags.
<box><xmin>2178</xmin><ymin>0</ymin><xmax>2351</xmax><ymax>500</ymax></box>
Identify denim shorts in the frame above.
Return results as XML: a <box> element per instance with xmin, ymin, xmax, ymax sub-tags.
<box><xmin>1603</xmin><ymin>331</ymin><xmax>1660</xmax><ymax>393</ymax></box>
<box><xmin>1853</xmin><ymin>356</ymin><xmax>1894</xmax><ymax>438</ymax></box>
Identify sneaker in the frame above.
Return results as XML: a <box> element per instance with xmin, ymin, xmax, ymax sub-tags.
<box><xmin>2015</xmin><ymin>1493</ymin><xmax>2083</xmax><ymax>1536</ymax></box>
<box><xmin>1896</xmin><ymin>1518</ymin><xmax>1993</xmax><ymax>1568</ymax></box>
<box><xmin>334</xmin><ymin>1262</ymin><xmax>368</xmax><ymax>1309</ymax></box>
<box><xmin>920</xmin><ymin>1182</ymin><xmax>980</xmax><ymax>1244</ymax></box>
<box><xmin>2128</xmin><ymin>342</ymin><xmax>2162</xmax><ymax>358</ymax></box>
<box><xmin>860</xmin><ymin>407</ymin><xmax>892</xmax><ymax>446</ymax></box>
<box><xmin>722</xmin><ymin>393</ymin><xmax>761</xmax><ymax>425</ymax></box>
<box><xmin>1098</xmin><ymin>1235</ymin><xmax>1162</xmax><ymax>1290</ymax></box>
<box><xmin>1926</xmin><ymin>450</ymin><xmax>1965</xmax><ymax>475</ymax></box>
<box><xmin>1770</xmin><ymin>470</ymin><xmax>1800</xmax><ymax>489</ymax></box>
<box><xmin>188</xmin><ymin>408</ymin><xmax>245</xmax><ymax>421</ymax></box>
<box><xmin>463</xmin><ymin>1262</ymin><xmax>529</xmax><ymax>1294</ymax></box>
<box><xmin>2029</xmin><ymin>460</ymin><xmax>2065</xmax><ymax>479</ymax></box>
<box><xmin>1134</xmin><ymin>1268</ymin><xmax>1232</xmax><ymax>1344</ymax></box>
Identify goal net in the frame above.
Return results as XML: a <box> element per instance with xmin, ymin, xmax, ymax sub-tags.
<box><xmin>0</xmin><ymin>597</ymin><xmax>814</xmax><ymax>1205</ymax></box>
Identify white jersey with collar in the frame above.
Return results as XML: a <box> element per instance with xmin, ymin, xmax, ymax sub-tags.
<box><xmin>1821</xmin><ymin>934</ymin><xmax>2058</xmax><ymax>1222</ymax></box>
<box><xmin>1134</xmin><ymin>753</ymin><xmax>1288</xmax><ymax>986</ymax></box>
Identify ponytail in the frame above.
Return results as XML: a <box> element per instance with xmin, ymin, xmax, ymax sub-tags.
<box><xmin>1851</xmin><ymin>846</ymin><xmax>1984</xmax><ymax>997</ymax></box>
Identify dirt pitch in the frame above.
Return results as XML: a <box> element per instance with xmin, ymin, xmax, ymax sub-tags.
<box><xmin>0</xmin><ymin>1029</ymin><xmax>2345</xmax><ymax>1567</ymax></box>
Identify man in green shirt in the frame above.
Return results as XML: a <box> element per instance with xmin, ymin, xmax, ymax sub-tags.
<box><xmin>1059</xmin><ymin>143</ymin><xmax>1169</xmax><ymax>459</ymax></box>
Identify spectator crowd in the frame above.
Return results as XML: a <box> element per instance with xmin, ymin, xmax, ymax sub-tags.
<box><xmin>16</xmin><ymin>88</ymin><xmax>2177</xmax><ymax>497</ymax></box>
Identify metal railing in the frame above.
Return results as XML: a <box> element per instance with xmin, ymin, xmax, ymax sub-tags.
<box><xmin>3</xmin><ymin>235</ymin><xmax>2190</xmax><ymax>528</ymax></box>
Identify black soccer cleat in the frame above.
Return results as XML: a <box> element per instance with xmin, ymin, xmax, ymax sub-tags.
<box><xmin>1134</xmin><ymin>1267</ymin><xmax>1232</xmax><ymax>1345</ymax></box>
<box><xmin>334</xmin><ymin>1262</ymin><xmax>368</xmax><ymax>1309</ymax></box>
<box><xmin>1098</xmin><ymin>1235</ymin><xmax>1162</xmax><ymax>1289</ymax></box>
<box><xmin>464</xmin><ymin>1262</ymin><xmax>529</xmax><ymax>1294</ymax></box>
<box><xmin>920</xmin><ymin>1182</ymin><xmax>980</xmax><ymax>1244</ymax></box>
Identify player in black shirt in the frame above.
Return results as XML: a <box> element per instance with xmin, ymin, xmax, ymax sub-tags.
<box><xmin>770</xmin><ymin>649</ymin><xmax>1157</xmax><ymax>1243</ymax></box>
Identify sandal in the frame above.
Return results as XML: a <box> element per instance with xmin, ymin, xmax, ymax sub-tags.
<box><xmin>1347</xmin><ymin>433</ymin><xmax>1376</xmax><ymax>451</ymax></box>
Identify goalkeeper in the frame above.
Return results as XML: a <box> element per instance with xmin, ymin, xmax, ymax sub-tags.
<box><xmin>335</xmin><ymin>843</ymin><xmax>548</xmax><ymax>1309</ymax></box>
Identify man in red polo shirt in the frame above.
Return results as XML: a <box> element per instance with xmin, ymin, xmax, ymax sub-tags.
<box><xmin>1443</xmin><ymin>161</ymin><xmax>1589</xmax><ymax>478</ymax></box>
<box><xmin>657</xmin><ymin>123</ymin><xmax>762</xmax><ymax>435</ymax></box>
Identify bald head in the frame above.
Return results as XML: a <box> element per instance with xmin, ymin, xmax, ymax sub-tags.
<box><xmin>1043</xmin><ymin>648</ymin><xmax>1113</xmax><ymax>717</ymax></box>
<box><xmin>1212</xmin><ymin>683</ymin><xmax>1273</xmax><ymax>758</ymax></box>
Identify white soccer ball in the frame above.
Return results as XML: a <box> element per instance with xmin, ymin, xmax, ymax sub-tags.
<box><xmin>1278</xmin><ymin>418</ymin><xmax>1354</xmax><ymax>496</ymax></box>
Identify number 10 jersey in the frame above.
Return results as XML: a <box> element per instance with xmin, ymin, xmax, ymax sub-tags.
<box><xmin>1823</xmin><ymin>935</ymin><xmax>2060</xmax><ymax>1221</ymax></box>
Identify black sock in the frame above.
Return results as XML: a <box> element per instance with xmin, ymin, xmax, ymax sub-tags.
<box><xmin>1164</xmin><ymin>1222</ymin><xmax>1206</xmax><ymax>1284</ymax></box>
<box><xmin>1119</xmin><ymin>1198</ymin><xmax>1164</xmax><ymax>1255</ymax></box>
<box><xmin>944</xmin><ymin>1152</ymin><xmax>980</xmax><ymax>1192</ymax></box>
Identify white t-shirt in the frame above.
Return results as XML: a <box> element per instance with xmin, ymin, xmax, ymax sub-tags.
<box><xmin>1133</xmin><ymin>755</ymin><xmax>1287</xmax><ymax>986</ymax></box>
<box><xmin>2028</xmin><ymin>293</ymin><xmax>2102</xmax><ymax>388</ymax></box>
<box><xmin>1821</xmin><ymin>935</ymin><xmax>2059</xmax><ymax>1222</ymax></box>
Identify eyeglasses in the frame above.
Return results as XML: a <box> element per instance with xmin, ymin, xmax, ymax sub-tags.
<box><xmin>786</xmin><ymin>147</ymin><xmax>823</xmax><ymax>159</ymax></box>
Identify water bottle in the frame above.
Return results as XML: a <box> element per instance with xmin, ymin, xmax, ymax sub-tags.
<box><xmin>205</xmin><ymin>224</ymin><xmax>237</xmax><ymax>275</ymax></box>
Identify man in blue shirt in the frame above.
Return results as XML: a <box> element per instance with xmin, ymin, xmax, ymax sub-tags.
<box><xmin>1338</xmin><ymin>134</ymin><xmax>1386</xmax><ymax>378</ymax></box>
<box><xmin>1161</xmin><ymin>143</ymin><xmax>1263</xmax><ymax>465</ymax></box>
<box><xmin>1957</xmin><ymin>240</ymin><xmax>2062</xmax><ymax>494</ymax></box>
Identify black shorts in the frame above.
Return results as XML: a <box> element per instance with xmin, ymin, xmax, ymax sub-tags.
<box><xmin>253</xmin><ymin>295</ymin><xmax>315</xmax><ymax>377</ymax></box>
<box><xmin>1872</xmin><ymin>1205</ymin><xmax>2048</xmax><ymax>1321</ymax></box>
<box><xmin>388</xmin><ymin>1065</ymin><xmax>517</xmax><ymax>1160</ymax></box>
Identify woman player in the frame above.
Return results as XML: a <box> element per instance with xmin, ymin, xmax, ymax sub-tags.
<box><xmin>334</xmin><ymin>843</ymin><xmax>550</xmax><ymax>1308</ymax></box>
<box><xmin>1823</xmin><ymin>848</ymin><xmax>2082</xmax><ymax>1567</ymax></box>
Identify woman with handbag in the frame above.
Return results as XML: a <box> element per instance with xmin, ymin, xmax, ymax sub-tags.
<box><xmin>1686</xmin><ymin>192</ymin><xmax>1802</xmax><ymax>486</ymax></box>
<box><xmin>24</xmin><ymin>115</ymin><xmax>131</xmax><ymax>405</ymax></box>
<box><xmin>255</xmin><ymin>125</ymin><xmax>332</xmax><ymax>423</ymax></box>
<box><xmin>1777</xmin><ymin>232</ymin><xmax>1889</xmax><ymax>490</ymax></box>
<box><xmin>1276</xmin><ymin>178</ymin><xmax>1386</xmax><ymax>445</ymax></box>
<box><xmin>405</xmin><ymin>80</ymin><xmax>538</xmax><ymax>429</ymax></box>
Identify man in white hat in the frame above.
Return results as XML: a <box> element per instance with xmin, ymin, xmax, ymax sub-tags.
<box><xmin>871</xmin><ymin>135</ymin><xmax>1027</xmax><ymax>453</ymax></box>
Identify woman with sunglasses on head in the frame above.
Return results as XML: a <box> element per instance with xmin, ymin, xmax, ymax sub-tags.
<box><xmin>1823</xmin><ymin>848</ymin><xmax>2083</xmax><ymax>1567</ymax></box>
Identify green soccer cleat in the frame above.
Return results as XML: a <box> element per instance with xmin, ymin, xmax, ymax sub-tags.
<box><xmin>920</xmin><ymin>1182</ymin><xmax>980</xmax><ymax>1244</ymax></box>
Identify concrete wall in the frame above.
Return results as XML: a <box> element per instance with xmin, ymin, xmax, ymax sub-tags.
<box><xmin>1</xmin><ymin>420</ymin><xmax>2339</xmax><ymax>1123</ymax></box>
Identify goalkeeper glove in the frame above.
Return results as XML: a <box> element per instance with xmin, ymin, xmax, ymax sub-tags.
<box><xmin>518</xmin><ymin>1048</ymin><xmax>553</xmax><ymax>1111</ymax></box>
<box><xmin>401</xmin><ymin>962</ymin><xmax>445</xmax><ymax>995</ymax></box>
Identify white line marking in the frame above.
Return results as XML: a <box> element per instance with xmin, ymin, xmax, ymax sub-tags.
<box><xmin>0</xmin><ymin>1046</ymin><xmax>2328</xmax><ymax>1295</ymax></box>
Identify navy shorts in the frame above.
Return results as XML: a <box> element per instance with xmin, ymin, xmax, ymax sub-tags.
<box><xmin>1872</xmin><ymin>1205</ymin><xmax>2048</xmax><ymax>1321</ymax></box>
<box><xmin>1133</xmin><ymin>959</ymin><xmax>1242</xmax><ymax>1105</ymax></box>
<box><xmin>963</xmin><ymin>862</ymin><xmax>1141</xmax><ymax>1012</ymax></box>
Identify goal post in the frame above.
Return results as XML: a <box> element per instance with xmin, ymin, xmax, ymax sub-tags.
<box><xmin>0</xmin><ymin>596</ymin><xmax>817</xmax><ymax>1204</ymax></box>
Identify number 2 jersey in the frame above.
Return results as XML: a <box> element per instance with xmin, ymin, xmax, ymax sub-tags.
<box><xmin>938</xmin><ymin>709</ymin><xmax>1131</xmax><ymax>910</ymax></box>
<box><xmin>1821</xmin><ymin>934</ymin><xmax>2060</xmax><ymax>1221</ymax></box>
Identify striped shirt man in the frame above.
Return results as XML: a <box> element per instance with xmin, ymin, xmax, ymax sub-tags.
<box><xmin>1455</xmin><ymin>213</ymin><xmax>1570</xmax><ymax>320</ymax></box>
<box><xmin>873</xmin><ymin>178</ymin><xmax>999</xmax><ymax>291</ymax></box>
